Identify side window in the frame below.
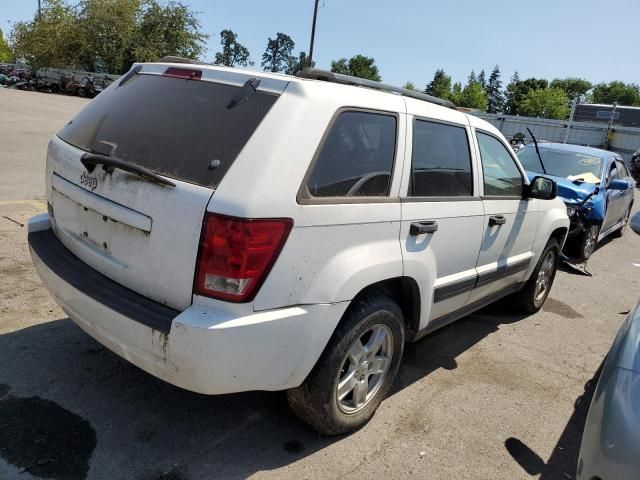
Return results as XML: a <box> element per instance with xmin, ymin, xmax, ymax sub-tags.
<box><xmin>608</xmin><ymin>162</ymin><xmax>618</xmax><ymax>182</ymax></box>
<box><xmin>476</xmin><ymin>132</ymin><xmax>523</xmax><ymax>197</ymax></box>
<box><xmin>410</xmin><ymin>120</ymin><xmax>473</xmax><ymax>197</ymax></box>
<box><xmin>306</xmin><ymin>111</ymin><xmax>397</xmax><ymax>197</ymax></box>
<box><xmin>616</xmin><ymin>160</ymin><xmax>629</xmax><ymax>178</ymax></box>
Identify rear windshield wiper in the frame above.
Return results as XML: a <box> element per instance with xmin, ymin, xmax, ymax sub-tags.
<box><xmin>80</xmin><ymin>153</ymin><xmax>176</xmax><ymax>188</ymax></box>
<box><xmin>227</xmin><ymin>78</ymin><xmax>261</xmax><ymax>109</ymax></box>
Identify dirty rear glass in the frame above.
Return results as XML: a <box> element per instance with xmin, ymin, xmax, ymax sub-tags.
<box><xmin>57</xmin><ymin>73</ymin><xmax>279</xmax><ymax>188</ymax></box>
<box><xmin>517</xmin><ymin>147</ymin><xmax>603</xmax><ymax>184</ymax></box>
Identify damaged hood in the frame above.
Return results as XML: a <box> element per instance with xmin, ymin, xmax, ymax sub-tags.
<box><xmin>526</xmin><ymin>172</ymin><xmax>597</xmax><ymax>205</ymax></box>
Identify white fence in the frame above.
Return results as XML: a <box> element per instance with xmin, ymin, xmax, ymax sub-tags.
<box><xmin>472</xmin><ymin>112</ymin><xmax>640</xmax><ymax>163</ymax></box>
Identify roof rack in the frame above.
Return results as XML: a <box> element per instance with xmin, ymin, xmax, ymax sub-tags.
<box><xmin>296</xmin><ymin>68</ymin><xmax>456</xmax><ymax>109</ymax></box>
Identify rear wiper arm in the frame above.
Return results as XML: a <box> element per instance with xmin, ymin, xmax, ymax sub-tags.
<box><xmin>80</xmin><ymin>153</ymin><xmax>176</xmax><ymax>188</ymax></box>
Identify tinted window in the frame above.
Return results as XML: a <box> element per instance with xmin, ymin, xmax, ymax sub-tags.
<box><xmin>477</xmin><ymin>132</ymin><xmax>523</xmax><ymax>196</ymax></box>
<box><xmin>410</xmin><ymin>120</ymin><xmax>473</xmax><ymax>197</ymax></box>
<box><xmin>306</xmin><ymin>111</ymin><xmax>396</xmax><ymax>197</ymax></box>
<box><xmin>58</xmin><ymin>74</ymin><xmax>279</xmax><ymax>188</ymax></box>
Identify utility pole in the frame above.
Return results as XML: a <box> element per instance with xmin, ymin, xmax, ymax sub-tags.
<box><xmin>308</xmin><ymin>0</ymin><xmax>320</xmax><ymax>67</ymax></box>
<box><xmin>604</xmin><ymin>102</ymin><xmax>618</xmax><ymax>150</ymax></box>
<box><xmin>563</xmin><ymin>98</ymin><xmax>578</xmax><ymax>144</ymax></box>
<box><xmin>38</xmin><ymin>0</ymin><xmax>42</xmax><ymax>20</ymax></box>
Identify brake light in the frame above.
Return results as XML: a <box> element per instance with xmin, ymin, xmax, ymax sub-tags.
<box><xmin>163</xmin><ymin>67</ymin><xmax>202</xmax><ymax>80</ymax></box>
<box><xmin>194</xmin><ymin>214</ymin><xmax>293</xmax><ymax>302</ymax></box>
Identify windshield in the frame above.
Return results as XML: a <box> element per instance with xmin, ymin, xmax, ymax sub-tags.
<box><xmin>58</xmin><ymin>73</ymin><xmax>279</xmax><ymax>188</ymax></box>
<box><xmin>517</xmin><ymin>146</ymin><xmax>603</xmax><ymax>184</ymax></box>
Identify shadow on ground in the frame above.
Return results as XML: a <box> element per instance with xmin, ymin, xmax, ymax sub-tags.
<box><xmin>504</xmin><ymin>359</ymin><xmax>605</xmax><ymax>479</ymax></box>
<box><xmin>0</xmin><ymin>301</ymin><xmax>541</xmax><ymax>480</ymax></box>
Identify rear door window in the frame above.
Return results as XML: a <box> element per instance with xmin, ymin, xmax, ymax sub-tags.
<box><xmin>305</xmin><ymin>111</ymin><xmax>397</xmax><ymax>198</ymax></box>
<box><xmin>57</xmin><ymin>74</ymin><xmax>279</xmax><ymax>188</ymax></box>
<box><xmin>410</xmin><ymin>120</ymin><xmax>473</xmax><ymax>197</ymax></box>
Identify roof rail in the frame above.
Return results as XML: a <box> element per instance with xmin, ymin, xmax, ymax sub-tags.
<box><xmin>158</xmin><ymin>55</ymin><xmax>208</xmax><ymax>65</ymax></box>
<box><xmin>296</xmin><ymin>68</ymin><xmax>456</xmax><ymax>109</ymax></box>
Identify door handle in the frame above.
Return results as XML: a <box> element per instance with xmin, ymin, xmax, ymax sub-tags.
<box><xmin>410</xmin><ymin>221</ymin><xmax>438</xmax><ymax>235</ymax></box>
<box><xmin>489</xmin><ymin>215</ymin><xmax>506</xmax><ymax>226</ymax></box>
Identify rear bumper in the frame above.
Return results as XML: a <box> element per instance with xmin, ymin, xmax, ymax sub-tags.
<box><xmin>28</xmin><ymin>214</ymin><xmax>347</xmax><ymax>395</ymax></box>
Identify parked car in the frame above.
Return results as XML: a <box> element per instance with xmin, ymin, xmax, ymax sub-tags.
<box><xmin>27</xmin><ymin>61</ymin><xmax>568</xmax><ymax>434</ymax></box>
<box><xmin>517</xmin><ymin>143</ymin><xmax>635</xmax><ymax>260</ymax></box>
<box><xmin>631</xmin><ymin>149</ymin><xmax>640</xmax><ymax>186</ymax></box>
<box><xmin>577</xmin><ymin>210</ymin><xmax>640</xmax><ymax>480</ymax></box>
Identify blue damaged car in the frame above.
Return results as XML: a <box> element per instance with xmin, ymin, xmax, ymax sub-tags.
<box><xmin>517</xmin><ymin>143</ymin><xmax>634</xmax><ymax>260</ymax></box>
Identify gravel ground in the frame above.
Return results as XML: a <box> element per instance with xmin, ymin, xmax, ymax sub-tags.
<box><xmin>1</xmin><ymin>87</ymin><xmax>639</xmax><ymax>480</ymax></box>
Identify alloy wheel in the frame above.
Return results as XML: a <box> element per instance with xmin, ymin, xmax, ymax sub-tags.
<box><xmin>535</xmin><ymin>250</ymin><xmax>556</xmax><ymax>303</ymax></box>
<box><xmin>336</xmin><ymin>324</ymin><xmax>394</xmax><ymax>414</ymax></box>
<box><xmin>583</xmin><ymin>225</ymin><xmax>599</xmax><ymax>258</ymax></box>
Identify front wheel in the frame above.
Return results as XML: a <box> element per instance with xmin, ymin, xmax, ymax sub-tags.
<box><xmin>514</xmin><ymin>239</ymin><xmax>559</xmax><ymax>313</ymax></box>
<box><xmin>579</xmin><ymin>224</ymin><xmax>600</xmax><ymax>260</ymax></box>
<box><xmin>287</xmin><ymin>293</ymin><xmax>404</xmax><ymax>435</ymax></box>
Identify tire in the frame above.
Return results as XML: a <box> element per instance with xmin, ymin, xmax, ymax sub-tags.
<box><xmin>613</xmin><ymin>206</ymin><xmax>632</xmax><ymax>238</ymax></box>
<box><xmin>514</xmin><ymin>238</ymin><xmax>560</xmax><ymax>314</ymax></box>
<box><xmin>576</xmin><ymin>224</ymin><xmax>600</xmax><ymax>262</ymax></box>
<box><xmin>287</xmin><ymin>293</ymin><xmax>405</xmax><ymax>435</ymax></box>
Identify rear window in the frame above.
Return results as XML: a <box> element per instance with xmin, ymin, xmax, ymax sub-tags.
<box><xmin>57</xmin><ymin>73</ymin><xmax>279</xmax><ymax>188</ymax></box>
<box><xmin>305</xmin><ymin>111</ymin><xmax>397</xmax><ymax>198</ymax></box>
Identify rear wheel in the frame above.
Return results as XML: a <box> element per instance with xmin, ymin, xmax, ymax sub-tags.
<box><xmin>287</xmin><ymin>293</ymin><xmax>404</xmax><ymax>435</ymax></box>
<box><xmin>514</xmin><ymin>239</ymin><xmax>559</xmax><ymax>313</ymax></box>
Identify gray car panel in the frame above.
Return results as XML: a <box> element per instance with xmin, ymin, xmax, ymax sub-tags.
<box><xmin>577</xmin><ymin>363</ymin><xmax>640</xmax><ymax>480</ymax></box>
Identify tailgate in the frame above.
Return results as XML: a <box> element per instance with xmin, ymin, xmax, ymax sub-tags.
<box><xmin>46</xmin><ymin>64</ymin><xmax>286</xmax><ymax>311</ymax></box>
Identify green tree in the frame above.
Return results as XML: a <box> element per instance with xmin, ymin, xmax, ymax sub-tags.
<box><xmin>478</xmin><ymin>69</ymin><xmax>486</xmax><ymax>89</ymax></box>
<box><xmin>550</xmin><ymin>78</ymin><xmax>592</xmax><ymax>103</ymax></box>
<box><xmin>131</xmin><ymin>0</ymin><xmax>207</xmax><ymax>68</ymax></box>
<box><xmin>285</xmin><ymin>51</ymin><xmax>312</xmax><ymax>75</ymax></box>
<box><xmin>330</xmin><ymin>58</ymin><xmax>349</xmax><ymax>74</ymax></box>
<box><xmin>0</xmin><ymin>28</ymin><xmax>12</xmax><ymax>62</ymax></box>
<box><xmin>467</xmin><ymin>70</ymin><xmax>477</xmax><ymax>85</ymax></box>
<box><xmin>425</xmin><ymin>69</ymin><xmax>452</xmax><ymax>99</ymax></box>
<box><xmin>503</xmin><ymin>75</ymin><xmax>548</xmax><ymax>115</ymax></box>
<box><xmin>450</xmin><ymin>82</ymin><xmax>463</xmax><ymax>105</ymax></box>
<box><xmin>459</xmin><ymin>81</ymin><xmax>488</xmax><ymax>110</ymax></box>
<box><xmin>518</xmin><ymin>88</ymin><xmax>569</xmax><ymax>119</ymax></box>
<box><xmin>214</xmin><ymin>29</ymin><xmax>251</xmax><ymax>67</ymax></box>
<box><xmin>486</xmin><ymin>65</ymin><xmax>504</xmax><ymax>114</ymax></box>
<box><xmin>503</xmin><ymin>71</ymin><xmax>520</xmax><ymax>114</ymax></box>
<box><xmin>330</xmin><ymin>55</ymin><xmax>381</xmax><ymax>81</ymax></box>
<box><xmin>591</xmin><ymin>81</ymin><xmax>640</xmax><ymax>106</ymax></box>
<box><xmin>10</xmin><ymin>0</ymin><xmax>206</xmax><ymax>74</ymax></box>
<box><xmin>261</xmin><ymin>32</ymin><xmax>294</xmax><ymax>72</ymax></box>
<box><xmin>10</xmin><ymin>0</ymin><xmax>80</xmax><ymax>71</ymax></box>
<box><xmin>403</xmin><ymin>81</ymin><xmax>416</xmax><ymax>91</ymax></box>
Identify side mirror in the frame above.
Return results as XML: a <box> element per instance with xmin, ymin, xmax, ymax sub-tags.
<box><xmin>607</xmin><ymin>179</ymin><xmax>629</xmax><ymax>191</ymax></box>
<box><xmin>526</xmin><ymin>176</ymin><xmax>557</xmax><ymax>200</ymax></box>
<box><xmin>630</xmin><ymin>211</ymin><xmax>640</xmax><ymax>236</ymax></box>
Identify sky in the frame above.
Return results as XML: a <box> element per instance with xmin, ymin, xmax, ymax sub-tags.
<box><xmin>2</xmin><ymin>0</ymin><xmax>639</xmax><ymax>88</ymax></box>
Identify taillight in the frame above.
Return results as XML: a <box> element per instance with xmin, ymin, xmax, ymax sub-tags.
<box><xmin>163</xmin><ymin>67</ymin><xmax>202</xmax><ymax>80</ymax></box>
<box><xmin>194</xmin><ymin>214</ymin><xmax>293</xmax><ymax>302</ymax></box>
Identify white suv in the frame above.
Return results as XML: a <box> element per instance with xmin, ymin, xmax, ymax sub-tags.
<box><xmin>28</xmin><ymin>60</ymin><xmax>569</xmax><ymax>434</ymax></box>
